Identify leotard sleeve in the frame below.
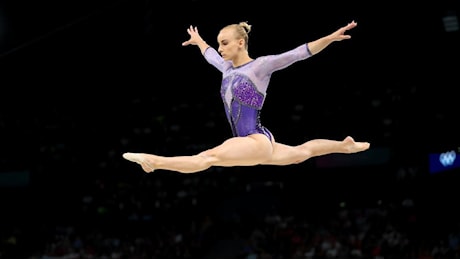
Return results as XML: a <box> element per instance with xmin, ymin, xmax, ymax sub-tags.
<box><xmin>202</xmin><ymin>47</ymin><xmax>232</xmax><ymax>73</ymax></box>
<box><xmin>257</xmin><ymin>44</ymin><xmax>312</xmax><ymax>75</ymax></box>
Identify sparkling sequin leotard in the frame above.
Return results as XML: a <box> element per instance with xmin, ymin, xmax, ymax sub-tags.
<box><xmin>203</xmin><ymin>44</ymin><xmax>312</xmax><ymax>141</ymax></box>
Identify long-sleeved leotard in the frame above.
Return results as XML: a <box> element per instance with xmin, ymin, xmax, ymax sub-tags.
<box><xmin>203</xmin><ymin>44</ymin><xmax>312</xmax><ymax>141</ymax></box>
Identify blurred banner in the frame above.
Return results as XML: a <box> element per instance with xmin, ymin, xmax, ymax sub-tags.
<box><xmin>429</xmin><ymin>149</ymin><xmax>460</xmax><ymax>174</ymax></box>
<box><xmin>0</xmin><ymin>170</ymin><xmax>30</xmax><ymax>187</ymax></box>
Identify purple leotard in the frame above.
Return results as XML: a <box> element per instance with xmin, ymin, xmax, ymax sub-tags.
<box><xmin>203</xmin><ymin>44</ymin><xmax>312</xmax><ymax>141</ymax></box>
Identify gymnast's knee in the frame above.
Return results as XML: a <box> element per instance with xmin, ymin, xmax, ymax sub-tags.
<box><xmin>196</xmin><ymin>152</ymin><xmax>218</xmax><ymax>166</ymax></box>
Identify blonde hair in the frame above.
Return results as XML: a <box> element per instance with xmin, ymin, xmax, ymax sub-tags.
<box><xmin>222</xmin><ymin>21</ymin><xmax>252</xmax><ymax>50</ymax></box>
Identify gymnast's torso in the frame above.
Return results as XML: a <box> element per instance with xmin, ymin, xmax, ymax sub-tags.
<box><xmin>203</xmin><ymin>44</ymin><xmax>312</xmax><ymax>140</ymax></box>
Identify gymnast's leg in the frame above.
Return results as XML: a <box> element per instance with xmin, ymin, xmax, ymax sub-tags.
<box><xmin>263</xmin><ymin>136</ymin><xmax>370</xmax><ymax>166</ymax></box>
<box><xmin>123</xmin><ymin>134</ymin><xmax>273</xmax><ymax>174</ymax></box>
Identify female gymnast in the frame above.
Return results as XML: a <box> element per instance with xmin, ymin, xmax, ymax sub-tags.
<box><xmin>123</xmin><ymin>20</ymin><xmax>370</xmax><ymax>174</ymax></box>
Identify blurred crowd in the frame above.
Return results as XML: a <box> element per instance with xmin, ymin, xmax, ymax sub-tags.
<box><xmin>1</xmin><ymin>164</ymin><xmax>459</xmax><ymax>258</ymax></box>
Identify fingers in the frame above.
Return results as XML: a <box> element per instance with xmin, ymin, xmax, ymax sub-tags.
<box><xmin>338</xmin><ymin>21</ymin><xmax>357</xmax><ymax>36</ymax></box>
<box><xmin>184</xmin><ymin>25</ymin><xmax>197</xmax><ymax>40</ymax></box>
<box><xmin>346</xmin><ymin>20</ymin><xmax>357</xmax><ymax>29</ymax></box>
<box><xmin>187</xmin><ymin>25</ymin><xmax>198</xmax><ymax>34</ymax></box>
<box><xmin>182</xmin><ymin>25</ymin><xmax>193</xmax><ymax>46</ymax></box>
<box><xmin>183</xmin><ymin>25</ymin><xmax>199</xmax><ymax>46</ymax></box>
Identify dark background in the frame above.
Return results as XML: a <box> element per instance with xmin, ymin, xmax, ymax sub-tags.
<box><xmin>0</xmin><ymin>0</ymin><xmax>459</xmax><ymax>258</ymax></box>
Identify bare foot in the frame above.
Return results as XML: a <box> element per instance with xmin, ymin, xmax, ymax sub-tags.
<box><xmin>123</xmin><ymin>153</ymin><xmax>155</xmax><ymax>173</ymax></box>
<box><xmin>343</xmin><ymin>136</ymin><xmax>370</xmax><ymax>153</ymax></box>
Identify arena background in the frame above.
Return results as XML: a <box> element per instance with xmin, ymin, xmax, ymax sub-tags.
<box><xmin>0</xmin><ymin>0</ymin><xmax>459</xmax><ymax>258</ymax></box>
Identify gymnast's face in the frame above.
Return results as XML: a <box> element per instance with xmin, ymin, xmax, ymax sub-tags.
<box><xmin>217</xmin><ymin>27</ymin><xmax>245</xmax><ymax>61</ymax></box>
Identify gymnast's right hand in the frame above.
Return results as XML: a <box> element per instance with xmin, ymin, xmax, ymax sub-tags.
<box><xmin>182</xmin><ymin>25</ymin><xmax>204</xmax><ymax>46</ymax></box>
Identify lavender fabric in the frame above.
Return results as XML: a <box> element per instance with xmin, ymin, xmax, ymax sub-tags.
<box><xmin>203</xmin><ymin>44</ymin><xmax>312</xmax><ymax>139</ymax></box>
